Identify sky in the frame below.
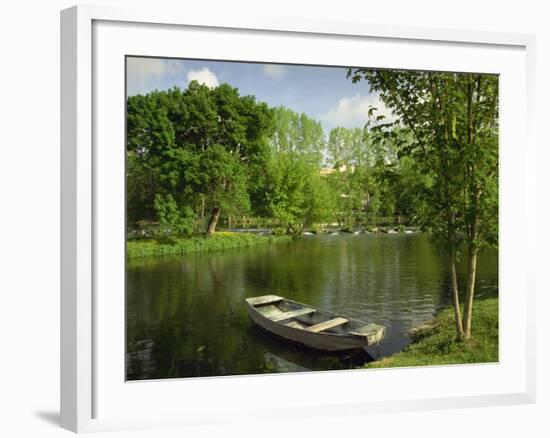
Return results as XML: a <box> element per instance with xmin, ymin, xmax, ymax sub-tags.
<box><xmin>126</xmin><ymin>56</ymin><xmax>393</xmax><ymax>134</ymax></box>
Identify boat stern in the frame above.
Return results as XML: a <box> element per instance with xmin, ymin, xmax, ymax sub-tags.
<box><xmin>349</xmin><ymin>323</ymin><xmax>386</xmax><ymax>345</ymax></box>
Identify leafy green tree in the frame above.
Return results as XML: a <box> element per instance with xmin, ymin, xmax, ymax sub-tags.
<box><xmin>190</xmin><ymin>145</ymin><xmax>250</xmax><ymax>234</ymax></box>
<box><xmin>182</xmin><ymin>83</ymin><xmax>274</xmax><ymax>234</ymax></box>
<box><xmin>348</xmin><ymin>68</ymin><xmax>498</xmax><ymax>339</ymax></box>
<box><xmin>270</xmin><ymin>106</ymin><xmax>325</xmax><ymax>165</ymax></box>
<box><xmin>304</xmin><ymin>173</ymin><xmax>339</xmax><ymax>227</ymax></box>
<box><xmin>266</xmin><ymin>107</ymin><xmax>337</xmax><ymax>233</ymax></box>
<box><xmin>326</xmin><ymin>127</ymin><xmax>368</xmax><ymax>168</ymax></box>
<box><xmin>127</xmin><ymin>82</ymin><xmax>275</xmax><ymax>235</ymax></box>
<box><xmin>267</xmin><ymin>152</ymin><xmax>311</xmax><ymax>235</ymax></box>
<box><xmin>267</xmin><ymin>151</ymin><xmax>337</xmax><ymax>235</ymax></box>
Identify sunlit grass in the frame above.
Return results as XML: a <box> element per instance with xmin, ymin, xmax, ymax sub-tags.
<box><xmin>127</xmin><ymin>232</ymin><xmax>291</xmax><ymax>259</ymax></box>
<box><xmin>366</xmin><ymin>297</ymin><xmax>498</xmax><ymax>368</ymax></box>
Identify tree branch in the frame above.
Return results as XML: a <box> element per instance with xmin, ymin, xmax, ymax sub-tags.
<box><xmin>374</xmin><ymin>71</ymin><xmax>432</xmax><ymax>163</ymax></box>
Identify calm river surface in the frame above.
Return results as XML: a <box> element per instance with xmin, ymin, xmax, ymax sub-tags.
<box><xmin>126</xmin><ymin>233</ymin><xmax>498</xmax><ymax>380</ymax></box>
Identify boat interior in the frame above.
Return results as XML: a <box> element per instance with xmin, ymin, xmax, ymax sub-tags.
<box><xmin>247</xmin><ymin>295</ymin><xmax>369</xmax><ymax>336</ymax></box>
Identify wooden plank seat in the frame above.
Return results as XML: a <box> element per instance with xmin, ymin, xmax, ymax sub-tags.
<box><xmin>246</xmin><ymin>295</ymin><xmax>283</xmax><ymax>307</ymax></box>
<box><xmin>305</xmin><ymin>317</ymin><xmax>348</xmax><ymax>333</ymax></box>
<box><xmin>269</xmin><ymin>308</ymin><xmax>315</xmax><ymax>322</ymax></box>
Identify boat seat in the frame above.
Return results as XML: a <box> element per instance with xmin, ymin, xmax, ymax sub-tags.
<box><xmin>305</xmin><ymin>317</ymin><xmax>348</xmax><ymax>333</ymax></box>
<box><xmin>269</xmin><ymin>308</ymin><xmax>315</xmax><ymax>322</ymax></box>
<box><xmin>246</xmin><ymin>295</ymin><xmax>283</xmax><ymax>307</ymax></box>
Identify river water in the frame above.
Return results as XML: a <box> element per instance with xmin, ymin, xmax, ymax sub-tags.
<box><xmin>126</xmin><ymin>233</ymin><xmax>498</xmax><ymax>380</ymax></box>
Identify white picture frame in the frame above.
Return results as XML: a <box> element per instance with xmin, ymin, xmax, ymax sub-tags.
<box><xmin>60</xmin><ymin>4</ymin><xmax>536</xmax><ymax>433</ymax></box>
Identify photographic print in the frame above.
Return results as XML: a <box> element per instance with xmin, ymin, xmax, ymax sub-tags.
<box><xmin>125</xmin><ymin>56</ymin><xmax>498</xmax><ymax>381</ymax></box>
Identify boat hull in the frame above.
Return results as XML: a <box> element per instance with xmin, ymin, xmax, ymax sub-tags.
<box><xmin>246</xmin><ymin>302</ymin><xmax>370</xmax><ymax>352</ymax></box>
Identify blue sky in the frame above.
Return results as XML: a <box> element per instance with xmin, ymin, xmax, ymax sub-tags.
<box><xmin>126</xmin><ymin>56</ymin><xmax>392</xmax><ymax>134</ymax></box>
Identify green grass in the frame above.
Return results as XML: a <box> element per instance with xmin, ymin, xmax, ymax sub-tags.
<box><xmin>366</xmin><ymin>297</ymin><xmax>499</xmax><ymax>368</ymax></box>
<box><xmin>127</xmin><ymin>231</ymin><xmax>291</xmax><ymax>259</ymax></box>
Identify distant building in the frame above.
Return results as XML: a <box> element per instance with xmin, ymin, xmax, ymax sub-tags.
<box><xmin>319</xmin><ymin>164</ymin><xmax>355</xmax><ymax>176</ymax></box>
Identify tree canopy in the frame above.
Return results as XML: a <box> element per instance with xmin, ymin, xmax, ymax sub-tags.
<box><xmin>127</xmin><ymin>82</ymin><xmax>275</xmax><ymax>234</ymax></box>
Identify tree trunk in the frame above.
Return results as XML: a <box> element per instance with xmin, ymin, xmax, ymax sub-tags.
<box><xmin>206</xmin><ymin>207</ymin><xmax>221</xmax><ymax>235</ymax></box>
<box><xmin>463</xmin><ymin>244</ymin><xmax>478</xmax><ymax>339</ymax></box>
<box><xmin>449</xmin><ymin>246</ymin><xmax>465</xmax><ymax>339</ymax></box>
<box><xmin>463</xmin><ymin>185</ymin><xmax>481</xmax><ymax>339</ymax></box>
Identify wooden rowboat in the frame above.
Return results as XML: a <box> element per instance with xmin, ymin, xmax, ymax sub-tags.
<box><xmin>245</xmin><ymin>295</ymin><xmax>385</xmax><ymax>352</ymax></box>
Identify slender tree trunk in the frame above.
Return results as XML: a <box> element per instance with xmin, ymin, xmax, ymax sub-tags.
<box><xmin>206</xmin><ymin>207</ymin><xmax>221</xmax><ymax>235</ymax></box>
<box><xmin>463</xmin><ymin>245</ymin><xmax>478</xmax><ymax>339</ymax></box>
<box><xmin>463</xmin><ymin>219</ymin><xmax>479</xmax><ymax>339</ymax></box>
<box><xmin>462</xmin><ymin>77</ymin><xmax>481</xmax><ymax>340</ymax></box>
<box><xmin>449</xmin><ymin>245</ymin><xmax>465</xmax><ymax>339</ymax></box>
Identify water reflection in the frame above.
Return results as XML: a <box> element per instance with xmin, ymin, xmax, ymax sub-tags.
<box><xmin>126</xmin><ymin>234</ymin><xmax>498</xmax><ymax>380</ymax></box>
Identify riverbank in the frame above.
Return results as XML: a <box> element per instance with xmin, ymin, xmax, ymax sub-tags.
<box><xmin>127</xmin><ymin>231</ymin><xmax>291</xmax><ymax>259</ymax></box>
<box><xmin>366</xmin><ymin>297</ymin><xmax>498</xmax><ymax>368</ymax></box>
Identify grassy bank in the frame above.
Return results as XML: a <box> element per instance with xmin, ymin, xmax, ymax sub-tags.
<box><xmin>366</xmin><ymin>297</ymin><xmax>498</xmax><ymax>368</ymax></box>
<box><xmin>127</xmin><ymin>231</ymin><xmax>291</xmax><ymax>259</ymax></box>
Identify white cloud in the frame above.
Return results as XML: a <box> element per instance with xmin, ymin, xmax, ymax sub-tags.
<box><xmin>319</xmin><ymin>94</ymin><xmax>396</xmax><ymax>129</ymax></box>
<box><xmin>262</xmin><ymin>64</ymin><xmax>287</xmax><ymax>80</ymax></box>
<box><xmin>186</xmin><ymin>68</ymin><xmax>219</xmax><ymax>88</ymax></box>
<box><xmin>126</xmin><ymin>58</ymin><xmax>186</xmax><ymax>95</ymax></box>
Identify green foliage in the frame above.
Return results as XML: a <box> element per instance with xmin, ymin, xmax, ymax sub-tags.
<box><xmin>127</xmin><ymin>92</ymin><xmax>176</xmax><ymax>157</ymax></box>
<box><xmin>184</xmin><ymin>144</ymin><xmax>250</xmax><ymax>215</ymax></box>
<box><xmin>127</xmin><ymin>83</ymin><xmax>275</xmax><ymax>234</ymax></box>
<box><xmin>264</xmin><ymin>108</ymin><xmax>339</xmax><ymax>234</ymax></box>
<box><xmin>153</xmin><ymin>194</ymin><xmax>195</xmax><ymax>236</ymax></box>
<box><xmin>127</xmin><ymin>232</ymin><xmax>291</xmax><ymax>259</ymax></box>
<box><xmin>327</xmin><ymin>126</ymin><xmax>370</xmax><ymax>168</ymax></box>
<box><xmin>267</xmin><ymin>152</ymin><xmax>310</xmax><ymax>235</ymax></box>
<box><xmin>348</xmin><ymin>69</ymin><xmax>499</xmax><ymax>252</ymax></box>
<box><xmin>270</xmin><ymin>106</ymin><xmax>325</xmax><ymax>165</ymax></box>
<box><xmin>365</xmin><ymin>297</ymin><xmax>498</xmax><ymax>368</ymax></box>
<box><xmin>126</xmin><ymin>151</ymin><xmax>160</xmax><ymax>224</ymax></box>
<box><xmin>323</xmin><ymin>125</ymin><xmax>426</xmax><ymax>225</ymax></box>
<box><xmin>304</xmin><ymin>173</ymin><xmax>338</xmax><ymax>226</ymax></box>
<box><xmin>267</xmin><ymin>152</ymin><xmax>338</xmax><ymax>235</ymax></box>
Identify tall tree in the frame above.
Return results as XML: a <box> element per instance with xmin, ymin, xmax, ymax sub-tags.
<box><xmin>267</xmin><ymin>152</ymin><xmax>337</xmax><ymax>235</ymax></box>
<box><xmin>270</xmin><ymin>106</ymin><xmax>325</xmax><ymax>165</ymax></box>
<box><xmin>326</xmin><ymin>127</ymin><xmax>369</xmax><ymax>168</ymax></box>
<box><xmin>348</xmin><ymin>69</ymin><xmax>498</xmax><ymax>339</ymax></box>
<box><xmin>127</xmin><ymin>83</ymin><xmax>275</xmax><ymax>235</ymax></box>
<box><xmin>265</xmin><ymin>107</ymin><xmax>337</xmax><ymax>233</ymax></box>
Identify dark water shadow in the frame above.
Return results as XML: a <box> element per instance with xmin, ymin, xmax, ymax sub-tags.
<box><xmin>248</xmin><ymin>324</ymin><xmax>375</xmax><ymax>372</ymax></box>
<box><xmin>34</xmin><ymin>410</ymin><xmax>59</xmax><ymax>427</ymax></box>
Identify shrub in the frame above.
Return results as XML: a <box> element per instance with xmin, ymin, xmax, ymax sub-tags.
<box><xmin>154</xmin><ymin>194</ymin><xmax>196</xmax><ymax>236</ymax></box>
